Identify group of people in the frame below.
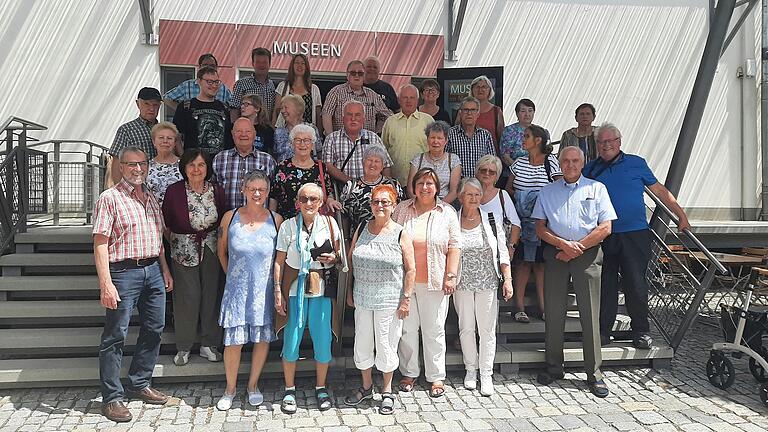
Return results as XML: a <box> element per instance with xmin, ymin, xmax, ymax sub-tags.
<box><xmin>96</xmin><ymin>47</ymin><xmax>692</xmax><ymax>423</ymax></box>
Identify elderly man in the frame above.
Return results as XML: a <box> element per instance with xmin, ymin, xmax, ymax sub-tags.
<box><xmin>584</xmin><ymin>123</ymin><xmax>691</xmax><ymax>349</ymax></box>
<box><xmin>173</xmin><ymin>66</ymin><xmax>233</xmax><ymax>155</ymax></box>
<box><xmin>322</xmin><ymin>100</ymin><xmax>393</xmax><ymax>183</ymax></box>
<box><xmin>212</xmin><ymin>117</ymin><xmax>277</xmax><ymax>210</ymax></box>
<box><xmin>381</xmin><ymin>85</ymin><xmax>434</xmax><ymax>185</ymax></box>
<box><xmin>163</xmin><ymin>53</ymin><xmax>232</xmax><ymax>110</ymax></box>
<box><xmin>363</xmin><ymin>56</ymin><xmax>400</xmax><ymax>112</ymax></box>
<box><xmin>93</xmin><ymin>147</ymin><xmax>174</xmax><ymax>422</ymax></box>
<box><xmin>446</xmin><ymin>97</ymin><xmax>495</xmax><ymax>178</ymax></box>
<box><xmin>108</xmin><ymin>87</ymin><xmax>161</xmax><ymax>185</ymax></box>
<box><xmin>533</xmin><ymin>146</ymin><xmax>616</xmax><ymax>398</ymax></box>
<box><xmin>230</xmin><ymin>47</ymin><xmax>276</xmax><ymax>122</ymax></box>
<box><xmin>322</xmin><ymin>60</ymin><xmax>392</xmax><ymax>136</ymax></box>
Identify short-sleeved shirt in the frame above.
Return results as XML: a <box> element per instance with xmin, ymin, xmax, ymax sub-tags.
<box><xmin>322</xmin><ymin>83</ymin><xmax>393</xmax><ymax>132</ymax></box>
<box><xmin>322</xmin><ymin>129</ymin><xmax>393</xmax><ymax>180</ymax></box>
<box><xmin>382</xmin><ymin>111</ymin><xmax>434</xmax><ymax>185</ymax></box>
<box><xmin>510</xmin><ymin>155</ymin><xmax>562</xmax><ymax>191</ymax></box>
<box><xmin>364</xmin><ymin>80</ymin><xmax>400</xmax><ymax>112</ymax></box>
<box><xmin>163</xmin><ymin>78</ymin><xmax>232</xmax><ymax>105</ymax></box>
<box><xmin>145</xmin><ymin>159</ymin><xmax>182</xmax><ymax>206</ymax></box>
<box><xmin>499</xmin><ymin>122</ymin><xmax>528</xmax><ymax>162</ymax></box>
<box><xmin>92</xmin><ymin>180</ymin><xmax>165</xmax><ymax>262</ymax></box>
<box><xmin>532</xmin><ymin>176</ymin><xmax>617</xmax><ymax>241</ymax></box>
<box><xmin>173</xmin><ymin>98</ymin><xmax>233</xmax><ymax>154</ymax></box>
<box><xmin>479</xmin><ymin>189</ymin><xmax>522</xmax><ymax>229</ymax></box>
<box><xmin>409</xmin><ymin>152</ymin><xmax>460</xmax><ymax>199</ymax></box>
<box><xmin>583</xmin><ymin>152</ymin><xmax>658</xmax><ymax>233</ymax></box>
<box><xmin>274</xmin><ymin>82</ymin><xmax>322</xmax><ymax>126</ymax></box>
<box><xmin>270</xmin><ymin>159</ymin><xmax>334</xmax><ymax>220</ymax></box>
<box><xmin>276</xmin><ymin>215</ymin><xmax>341</xmax><ymax>297</ymax></box>
<box><xmin>342</xmin><ymin>175</ymin><xmax>405</xmax><ymax>232</ymax></box>
<box><xmin>212</xmin><ymin>148</ymin><xmax>277</xmax><ymax>210</ymax></box>
<box><xmin>230</xmin><ymin>74</ymin><xmax>276</xmax><ymax>118</ymax></box>
<box><xmin>446</xmin><ymin>125</ymin><xmax>495</xmax><ymax>178</ymax></box>
<box><xmin>109</xmin><ymin>117</ymin><xmax>157</xmax><ymax>159</ymax></box>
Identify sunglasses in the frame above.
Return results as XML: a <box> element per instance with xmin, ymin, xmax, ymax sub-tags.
<box><xmin>298</xmin><ymin>196</ymin><xmax>321</xmax><ymax>204</ymax></box>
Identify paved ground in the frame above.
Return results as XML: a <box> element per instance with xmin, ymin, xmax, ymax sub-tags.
<box><xmin>1</xmin><ymin>319</ymin><xmax>767</xmax><ymax>432</ymax></box>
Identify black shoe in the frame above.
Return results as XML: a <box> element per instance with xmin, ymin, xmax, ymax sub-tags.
<box><xmin>536</xmin><ymin>372</ymin><xmax>564</xmax><ymax>385</ymax></box>
<box><xmin>600</xmin><ymin>335</ymin><xmax>613</xmax><ymax>346</ymax></box>
<box><xmin>633</xmin><ymin>334</ymin><xmax>652</xmax><ymax>349</ymax></box>
<box><xmin>588</xmin><ymin>379</ymin><xmax>609</xmax><ymax>398</ymax></box>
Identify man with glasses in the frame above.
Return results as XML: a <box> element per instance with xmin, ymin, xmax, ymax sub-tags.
<box><xmin>322</xmin><ymin>60</ymin><xmax>392</xmax><ymax>136</ymax></box>
<box><xmin>230</xmin><ymin>47</ymin><xmax>276</xmax><ymax>123</ymax></box>
<box><xmin>446</xmin><ymin>97</ymin><xmax>495</xmax><ymax>178</ymax></box>
<box><xmin>93</xmin><ymin>146</ymin><xmax>174</xmax><ymax>422</ymax></box>
<box><xmin>212</xmin><ymin>117</ymin><xmax>277</xmax><ymax>210</ymax></box>
<box><xmin>381</xmin><ymin>85</ymin><xmax>433</xmax><ymax>185</ymax></box>
<box><xmin>173</xmin><ymin>67</ymin><xmax>233</xmax><ymax>155</ymax></box>
<box><xmin>163</xmin><ymin>53</ymin><xmax>232</xmax><ymax>110</ymax></box>
<box><xmin>583</xmin><ymin>123</ymin><xmax>691</xmax><ymax>349</ymax></box>
<box><xmin>108</xmin><ymin>87</ymin><xmax>162</xmax><ymax>185</ymax></box>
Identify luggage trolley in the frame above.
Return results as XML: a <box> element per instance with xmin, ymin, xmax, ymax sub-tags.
<box><xmin>706</xmin><ymin>267</ymin><xmax>768</xmax><ymax>405</ymax></box>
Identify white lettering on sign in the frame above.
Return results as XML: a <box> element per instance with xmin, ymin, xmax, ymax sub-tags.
<box><xmin>273</xmin><ymin>41</ymin><xmax>342</xmax><ymax>58</ymax></box>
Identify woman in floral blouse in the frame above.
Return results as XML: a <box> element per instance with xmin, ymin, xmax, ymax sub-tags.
<box><xmin>145</xmin><ymin>122</ymin><xmax>182</xmax><ymax>205</ymax></box>
<box><xmin>269</xmin><ymin>124</ymin><xmax>341</xmax><ymax>219</ymax></box>
<box><xmin>162</xmin><ymin>149</ymin><xmax>226</xmax><ymax>366</ymax></box>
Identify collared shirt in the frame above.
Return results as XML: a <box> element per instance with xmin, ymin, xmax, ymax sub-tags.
<box><xmin>92</xmin><ymin>179</ymin><xmax>165</xmax><ymax>263</ymax></box>
<box><xmin>532</xmin><ymin>175</ymin><xmax>617</xmax><ymax>241</ymax></box>
<box><xmin>364</xmin><ymin>80</ymin><xmax>400</xmax><ymax>112</ymax></box>
<box><xmin>163</xmin><ymin>78</ymin><xmax>232</xmax><ymax>105</ymax></box>
<box><xmin>322</xmin><ymin>83</ymin><xmax>393</xmax><ymax>132</ymax></box>
<box><xmin>446</xmin><ymin>125</ymin><xmax>495</xmax><ymax>178</ymax></box>
<box><xmin>212</xmin><ymin>148</ymin><xmax>277</xmax><ymax>210</ymax></box>
<box><xmin>392</xmin><ymin>199</ymin><xmax>462</xmax><ymax>291</ymax></box>
<box><xmin>583</xmin><ymin>152</ymin><xmax>658</xmax><ymax>233</ymax></box>
<box><xmin>109</xmin><ymin>117</ymin><xmax>157</xmax><ymax>159</ymax></box>
<box><xmin>322</xmin><ymin>129</ymin><xmax>393</xmax><ymax>180</ymax></box>
<box><xmin>381</xmin><ymin>111</ymin><xmax>434</xmax><ymax>185</ymax></box>
<box><xmin>230</xmin><ymin>74</ymin><xmax>276</xmax><ymax>116</ymax></box>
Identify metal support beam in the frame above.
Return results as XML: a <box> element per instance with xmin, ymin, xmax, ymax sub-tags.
<box><xmin>722</xmin><ymin>0</ymin><xmax>760</xmax><ymax>56</ymax></box>
<box><xmin>137</xmin><ymin>0</ymin><xmax>154</xmax><ymax>45</ymax></box>
<box><xmin>761</xmin><ymin>0</ymin><xmax>768</xmax><ymax>219</ymax></box>
<box><xmin>446</xmin><ymin>0</ymin><xmax>468</xmax><ymax>61</ymax></box>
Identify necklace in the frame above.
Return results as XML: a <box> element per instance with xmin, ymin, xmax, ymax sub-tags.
<box><xmin>462</xmin><ymin>213</ymin><xmax>478</xmax><ymax>221</ymax></box>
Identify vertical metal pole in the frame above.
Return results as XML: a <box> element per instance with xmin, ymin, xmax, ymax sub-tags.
<box><xmin>761</xmin><ymin>0</ymin><xmax>768</xmax><ymax>219</ymax></box>
<box><xmin>52</xmin><ymin>142</ymin><xmax>60</xmax><ymax>226</ymax></box>
<box><xmin>16</xmin><ymin>128</ymin><xmax>28</xmax><ymax>233</ymax></box>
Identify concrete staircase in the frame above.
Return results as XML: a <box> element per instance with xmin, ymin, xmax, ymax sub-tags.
<box><xmin>0</xmin><ymin>226</ymin><xmax>673</xmax><ymax>389</ymax></box>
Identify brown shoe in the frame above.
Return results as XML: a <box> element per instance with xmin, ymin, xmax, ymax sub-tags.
<box><xmin>101</xmin><ymin>400</ymin><xmax>132</xmax><ymax>422</ymax></box>
<box><xmin>125</xmin><ymin>387</ymin><xmax>169</xmax><ymax>405</ymax></box>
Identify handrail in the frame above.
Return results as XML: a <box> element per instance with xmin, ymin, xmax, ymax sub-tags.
<box><xmin>644</xmin><ymin>186</ymin><xmax>728</xmax><ymax>274</ymax></box>
<box><xmin>0</xmin><ymin>116</ymin><xmax>47</xmax><ymax>133</ymax></box>
<box><xmin>30</xmin><ymin>139</ymin><xmax>110</xmax><ymax>153</ymax></box>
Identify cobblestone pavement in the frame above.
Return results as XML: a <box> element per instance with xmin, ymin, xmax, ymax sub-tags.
<box><xmin>1</xmin><ymin>320</ymin><xmax>767</xmax><ymax>431</ymax></box>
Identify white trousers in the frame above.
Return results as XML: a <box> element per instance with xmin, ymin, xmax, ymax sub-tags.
<box><xmin>353</xmin><ymin>308</ymin><xmax>403</xmax><ymax>373</ymax></box>
<box><xmin>453</xmin><ymin>289</ymin><xmax>498</xmax><ymax>376</ymax></box>
<box><xmin>398</xmin><ymin>283</ymin><xmax>450</xmax><ymax>382</ymax></box>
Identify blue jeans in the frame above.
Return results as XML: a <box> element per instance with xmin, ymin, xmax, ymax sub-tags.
<box><xmin>99</xmin><ymin>262</ymin><xmax>166</xmax><ymax>403</ymax></box>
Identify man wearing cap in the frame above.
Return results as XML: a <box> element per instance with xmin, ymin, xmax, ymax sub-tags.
<box><xmin>163</xmin><ymin>53</ymin><xmax>232</xmax><ymax>110</ymax></box>
<box><xmin>108</xmin><ymin>87</ymin><xmax>161</xmax><ymax>185</ymax></box>
<box><xmin>94</xmin><ymin>146</ymin><xmax>174</xmax><ymax>422</ymax></box>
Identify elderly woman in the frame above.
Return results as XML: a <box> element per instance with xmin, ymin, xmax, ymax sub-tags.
<box><xmin>345</xmin><ymin>184</ymin><xmax>415</xmax><ymax>415</ymax></box>
<box><xmin>274</xmin><ymin>94</ymin><xmax>323</xmax><ymax>162</ymax></box>
<box><xmin>559</xmin><ymin>103</ymin><xmax>598</xmax><ymax>162</ymax></box>
<box><xmin>407</xmin><ymin>121</ymin><xmax>461</xmax><ymax>203</ymax></box>
<box><xmin>240</xmin><ymin>93</ymin><xmax>276</xmax><ymax>157</ymax></box>
<box><xmin>509</xmin><ymin>125</ymin><xmax>562</xmax><ymax>322</ymax></box>
<box><xmin>273</xmin><ymin>54</ymin><xmax>323</xmax><ymax>129</ymax></box>
<box><xmin>274</xmin><ymin>182</ymin><xmax>342</xmax><ymax>414</ymax></box>
<box><xmin>146</xmin><ymin>122</ymin><xmax>182</xmax><ymax>205</ymax></box>
<box><xmin>393</xmin><ymin>168</ymin><xmax>461</xmax><ymax>398</ymax></box>
<box><xmin>269</xmin><ymin>124</ymin><xmax>341</xmax><ymax>219</ymax></box>
<box><xmin>475</xmin><ymin>155</ymin><xmax>521</xmax><ymax>256</ymax></box>
<box><xmin>162</xmin><ymin>149</ymin><xmax>225</xmax><ymax>366</ymax></box>
<box><xmin>499</xmin><ymin>99</ymin><xmax>537</xmax><ymax>168</ymax></box>
<box><xmin>215</xmin><ymin>170</ymin><xmax>283</xmax><ymax>410</ymax></box>
<box><xmin>418</xmin><ymin>79</ymin><xmax>451</xmax><ymax>123</ymax></box>
<box><xmin>468</xmin><ymin>76</ymin><xmax>504</xmax><ymax>149</ymax></box>
<box><xmin>342</xmin><ymin>146</ymin><xmax>405</xmax><ymax>233</ymax></box>
<box><xmin>456</xmin><ymin>178</ymin><xmax>512</xmax><ymax>396</ymax></box>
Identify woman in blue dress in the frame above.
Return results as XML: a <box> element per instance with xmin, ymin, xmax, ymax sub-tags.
<box><xmin>215</xmin><ymin>170</ymin><xmax>283</xmax><ymax>411</ymax></box>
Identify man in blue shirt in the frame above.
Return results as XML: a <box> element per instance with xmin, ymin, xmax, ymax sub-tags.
<box><xmin>583</xmin><ymin>123</ymin><xmax>690</xmax><ymax>350</ymax></box>
<box><xmin>533</xmin><ymin>146</ymin><xmax>616</xmax><ymax>398</ymax></box>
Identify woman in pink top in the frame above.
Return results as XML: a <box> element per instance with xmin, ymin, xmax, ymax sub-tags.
<box><xmin>392</xmin><ymin>168</ymin><xmax>461</xmax><ymax>398</ymax></box>
<box><xmin>470</xmin><ymin>75</ymin><xmax>503</xmax><ymax>151</ymax></box>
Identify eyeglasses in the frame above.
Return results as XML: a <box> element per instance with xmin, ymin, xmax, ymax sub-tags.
<box><xmin>121</xmin><ymin>161</ymin><xmax>148</xmax><ymax>168</ymax></box>
<box><xmin>460</xmin><ymin>108</ymin><xmax>479</xmax><ymax>114</ymax></box>
<box><xmin>596</xmin><ymin>137</ymin><xmax>621</xmax><ymax>145</ymax></box>
<box><xmin>240</xmin><ymin>101</ymin><xmax>253</xmax><ymax>108</ymax></box>
<box><xmin>244</xmin><ymin>187</ymin><xmax>268</xmax><ymax>194</ymax></box>
<box><xmin>347</xmin><ymin>71</ymin><xmax>364</xmax><ymax>77</ymax></box>
<box><xmin>478</xmin><ymin>168</ymin><xmax>497</xmax><ymax>175</ymax></box>
<box><xmin>423</xmin><ymin>88</ymin><xmax>438</xmax><ymax>93</ymax></box>
<box><xmin>292</xmin><ymin>138</ymin><xmax>313</xmax><ymax>145</ymax></box>
<box><xmin>371</xmin><ymin>199</ymin><xmax>392</xmax><ymax>207</ymax></box>
<box><xmin>298</xmin><ymin>196</ymin><xmax>321</xmax><ymax>204</ymax></box>
<box><xmin>203</xmin><ymin>79</ymin><xmax>221</xmax><ymax>86</ymax></box>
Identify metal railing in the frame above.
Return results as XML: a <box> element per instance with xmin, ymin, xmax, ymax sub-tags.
<box><xmin>645</xmin><ymin>186</ymin><xmax>728</xmax><ymax>350</ymax></box>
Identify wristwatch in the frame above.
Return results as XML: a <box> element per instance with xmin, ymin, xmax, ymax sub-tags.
<box><xmin>446</xmin><ymin>272</ymin><xmax>457</xmax><ymax>280</ymax></box>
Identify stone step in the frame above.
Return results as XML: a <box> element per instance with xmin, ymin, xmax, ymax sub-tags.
<box><xmin>0</xmin><ymin>276</ymin><xmax>97</xmax><ymax>292</ymax></box>
<box><xmin>0</xmin><ymin>253</ymin><xmax>94</xmax><ymax>267</ymax></box>
<box><xmin>15</xmin><ymin>226</ymin><xmax>93</xmax><ymax>244</ymax></box>
<box><xmin>0</xmin><ymin>300</ymin><xmax>130</xmax><ymax>325</ymax></box>
<box><xmin>505</xmin><ymin>341</ymin><xmax>674</xmax><ymax>366</ymax></box>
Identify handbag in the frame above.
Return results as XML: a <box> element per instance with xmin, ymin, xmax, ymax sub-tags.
<box><xmin>497</xmin><ymin>190</ymin><xmax>514</xmax><ymax>244</ymax></box>
<box><xmin>321</xmin><ymin>215</ymin><xmax>340</xmax><ymax>296</ymax></box>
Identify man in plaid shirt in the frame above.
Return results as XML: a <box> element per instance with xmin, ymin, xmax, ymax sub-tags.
<box><xmin>446</xmin><ymin>97</ymin><xmax>496</xmax><ymax>178</ymax></box>
<box><xmin>93</xmin><ymin>146</ymin><xmax>174</xmax><ymax>423</ymax></box>
<box><xmin>108</xmin><ymin>87</ymin><xmax>161</xmax><ymax>185</ymax></box>
<box><xmin>322</xmin><ymin>60</ymin><xmax>392</xmax><ymax>136</ymax></box>
<box><xmin>229</xmin><ymin>47</ymin><xmax>276</xmax><ymax>123</ymax></box>
<box><xmin>162</xmin><ymin>53</ymin><xmax>232</xmax><ymax>110</ymax></box>
<box><xmin>212</xmin><ymin>117</ymin><xmax>277</xmax><ymax>210</ymax></box>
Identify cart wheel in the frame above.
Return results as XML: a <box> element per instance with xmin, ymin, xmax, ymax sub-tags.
<box><xmin>761</xmin><ymin>383</ymin><xmax>768</xmax><ymax>406</ymax></box>
<box><xmin>748</xmin><ymin>347</ymin><xmax>768</xmax><ymax>383</ymax></box>
<box><xmin>707</xmin><ymin>351</ymin><xmax>736</xmax><ymax>389</ymax></box>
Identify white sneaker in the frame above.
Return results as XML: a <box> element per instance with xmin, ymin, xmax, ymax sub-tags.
<box><xmin>480</xmin><ymin>374</ymin><xmax>494</xmax><ymax>396</ymax></box>
<box><xmin>200</xmin><ymin>346</ymin><xmax>223</xmax><ymax>362</ymax></box>
<box><xmin>464</xmin><ymin>369</ymin><xmax>477</xmax><ymax>390</ymax></box>
<box><xmin>174</xmin><ymin>350</ymin><xmax>190</xmax><ymax>366</ymax></box>
<box><xmin>247</xmin><ymin>388</ymin><xmax>264</xmax><ymax>406</ymax></box>
<box><xmin>216</xmin><ymin>392</ymin><xmax>236</xmax><ymax>411</ymax></box>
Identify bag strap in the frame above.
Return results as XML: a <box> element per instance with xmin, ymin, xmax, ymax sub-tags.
<box><xmin>341</xmin><ymin>136</ymin><xmax>365</xmax><ymax>171</ymax></box>
<box><xmin>281</xmin><ymin>81</ymin><xmax>290</xmax><ymax>97</ymax></box>
<box><xmin>324</xmin><ymin>215</ymin><xmax>339</xmax><ymax>270</ymax></box>
<box><xmin>487</xmin><ymin>212</ymin><xmax>502</xmax><ymax>281</ymax></box>
<box><xmin>448</xmin><ymin>153</ymin><xmax>453</xmax><ymax>172</ymax></box>
<box><xmin>417</xmin><ymin>153</ymin><xmax>424</xmax><ymax>170</ymax></box>
<box><xmin>317</xmin><ymin>160</ymin><xmax>328</xmax><ymax>197</ymax></box>
<box><xmin>268</xmin><ymin>209</ymin><xmax>276</xmax><ymax>227</ymax></box>
<box><xmin>498</xmin><ymin>190</ymin><xmax>511</xmax><ymax>225</ymax></box>
<box><xmin>544</xmin><ymin>155</ymin><xmax>553</xmax><ymax>183</ymax></box>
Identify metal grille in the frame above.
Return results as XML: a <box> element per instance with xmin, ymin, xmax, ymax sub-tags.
<box><xmin>26</xmin><ymin>150</ymin><xmax>46</xmax><ymax>213</ymax></box>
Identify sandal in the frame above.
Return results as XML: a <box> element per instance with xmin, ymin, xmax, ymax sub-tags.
<box><xmin>399</xmin><ymin>376</ymin><xmax>416</xmax><ymax>392</ymax></box>
<box><xmin>281</xmin><ymin>389</ymin><xmax>297</xmax><ymax>414</ymax></box>
<box><xmin>379</xmin><ymin>393</ymin><xmax>395</xmax><ymax>415</ymax></box>
<box><xmin>316</xmin><ymin>387</ymin><xmax>333</xmax><ymax>411</ymax></box>
<box><xmin>429</xmin><ymin>382</ymin><xmax>445</xmax><ymax>398</ymax></box>
<box><xmin>514</xmin><ymin>311</ymin><xmax>530</xmax><ymax>323</ymax></box>
<box><xmin>344</xmin><ymin>385</ymin><xmax>373</xmax><ymax>406</ymax></box>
